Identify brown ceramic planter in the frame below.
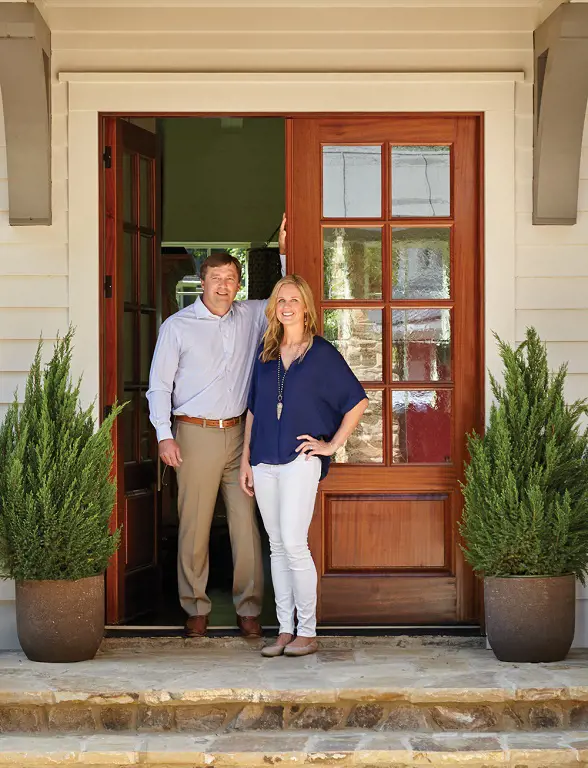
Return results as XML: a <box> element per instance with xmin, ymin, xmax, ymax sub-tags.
<box><xmin>15</xmin><ymin>575</ymin><xmax>104</xmax><ymax>663</ymax></box>
<box><xmin>484</xmin><ymin>574</ymin><xmax>575</xmax><ymax>663</ymax></box>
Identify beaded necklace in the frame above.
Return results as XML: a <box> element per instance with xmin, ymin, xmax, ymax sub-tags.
<box><xmin>276</xmin><ymin>341</ymin><xmax>302</xmax><ymax>420</ymax></box>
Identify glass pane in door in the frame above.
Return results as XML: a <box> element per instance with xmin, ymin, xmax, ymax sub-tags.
<box><xmin>140</xmin><ymin>235</ymin><xmax>153</xmax><ymax>306</ymax></box>
<box><xmin>392</xmin><ymin>227</ymin><xmax>450</xmax><ymax>299</ymax></box>
<box><xmin>391</xmin><ymin>145</ymin><xmax>450</xmax><ymax>217</ymax></box>
<box><xmin>123</xmin><ymin>312</ymin><xmax>136</xmax><ymax>384</ymax></box>
<box><xmin>139</xmin><ymin>392</ymin><xmax>152</xmax><ymax>462</ymax></box>
<box><xmin>123</xmin><ymin>231</ymin><xmax>135</xmax><ymax>304</ymax></box>
<box><xmin>392</xmin><ymin>309</ymin><xmax>451</xmax><ymax>381</ymax></box>
<box><xmin>323</xmin><ymin>227</ymin><xmax>382</xmax><ymax>300</ymax></box>
<box><xmin>139</xmin><ymin>156</ymin><xmax>153</xmax><ymax>229</ymax></box>
<box><xmin>391</xmin><ymin>389</ymin><xmax>451</xmax><ymax>463</ymax></box>
<box><xmin>334</xmin><ymin>390</ymin><xmax>383</xmax><ymax>464</ymax></box>
<box><xmin>140</xmin><ymin>312</ymin><xmax>153</xmax><ymax>384</ymax></box>
<box><xmin>323</xmin><ymin>308</ymin><xmax>383</xmax><ymax>381</ymax></box>
<box><xmin>122</xmin><ymin>389</ymin><xmax>137</xmax><ymax>461</ymax></box>
<box><xmin>123</xmin><ymin>152</ymin><xmax>134</xmax><ymax>225</ymax></box>
<box><xmin>323</xmin><ymin>145</ymin><xmax>382</xmax><ymax>218</ymax></box>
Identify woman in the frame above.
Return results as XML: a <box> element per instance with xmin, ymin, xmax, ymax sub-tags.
<box><xmin>240</xmin><ymin>275</ymin><xmax>368</xmax><ymax>658</ymax></box>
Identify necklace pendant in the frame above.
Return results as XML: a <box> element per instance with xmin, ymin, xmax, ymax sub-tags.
<box><xmin>277</xmin><ymin>402</ymin><xmax>283</xmax><ymax>420</ymax></box>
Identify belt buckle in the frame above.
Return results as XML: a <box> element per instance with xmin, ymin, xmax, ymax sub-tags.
<box><xmin>218</xmin><ymin>419</ymin><xmax>224</xmax><ymax>429</ymax></box>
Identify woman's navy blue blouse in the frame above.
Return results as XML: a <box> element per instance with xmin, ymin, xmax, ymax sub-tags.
<box><xmin>247</xmin><ymin>336</ymin><xmax>367</xmax><ymax>479</ymax></box>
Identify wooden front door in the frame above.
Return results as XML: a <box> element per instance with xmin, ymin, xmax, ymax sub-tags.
<box><xmin>289</xmin><ymin>116</ymin><xmax>482</xmax><ymax>624</ymax></box>
<box><xmin>101</xmin><ymin>118</ymin><xmax>161</xmax><ymax>623</ymax></box>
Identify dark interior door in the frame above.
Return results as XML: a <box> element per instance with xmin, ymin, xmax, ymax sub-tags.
<box><xmin>102</xmin><ymin>118</ymin><xmax>161</xmax><ymax>623</ymax></box>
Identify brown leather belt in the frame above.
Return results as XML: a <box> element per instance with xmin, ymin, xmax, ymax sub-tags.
<box><xmin>176</xmin><ymin>414</ymin><xmax>244</xmax><ymax>429</ymax></box>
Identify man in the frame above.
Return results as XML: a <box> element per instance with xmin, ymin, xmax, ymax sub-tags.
<box><xmin>147</xmin><ymin>217</ymin><xmax>286</xmax><ymax>638</ymax></box>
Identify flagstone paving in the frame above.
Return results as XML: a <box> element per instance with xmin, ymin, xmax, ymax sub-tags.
<box><xmin>2</xmin><ymin>729</ymin><xmax>588</xmax><ymax>766</ymax></box>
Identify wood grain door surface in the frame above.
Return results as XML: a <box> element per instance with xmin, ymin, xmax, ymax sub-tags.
<box><xmin>288</xmin><ymin>116</ymin><xmax>482</xmax><ymax>624</ymax></box>
<box><xmin>102</xmin><ymin>118</ymin><xmax>161</xmax><ymax>624</ymax></box>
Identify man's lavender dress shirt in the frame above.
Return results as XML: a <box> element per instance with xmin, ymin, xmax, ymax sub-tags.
<box><xmin>147</xmin><ymin>296</ymin><xmax>267</xmax><ymax>442</ymax></box>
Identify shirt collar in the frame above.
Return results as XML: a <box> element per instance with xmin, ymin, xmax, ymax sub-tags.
<box><xmin>193</xmin><ymin>296</ymin><xmax>234</xmax><ymax>320</ymax></box>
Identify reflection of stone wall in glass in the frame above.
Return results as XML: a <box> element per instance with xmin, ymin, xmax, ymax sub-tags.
<box><xmin>335</xmin><ymin>391</ymin><xmax>383</xmax><ymax>464</ymax></box>
<box><xmin>324</xmin><ymin>309</ymin><xmax>383</xmax><ymax>382</ymax></box>
<box><xmin>323</xmin><ymin>227</ymin><xmax>382</xmax><ymax>300</ymax></box>
<box><xmin>392</xmin><ymin>228</ymin><xmax>450</xmax><ymax>300</ymax></box>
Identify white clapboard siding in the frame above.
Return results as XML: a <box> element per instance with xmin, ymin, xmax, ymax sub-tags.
<box><xmin>0</xmin><ymin>339</ymin><xmax>55</xmax><ymax>371</ymax></box>
<box><xmin>516</xmin><ymin>310</ymin><xmax>588</xmax><ymax>342</ymax></box>
<box><xmin>0</xmin><ymin>74</ymin><xmax>69</xmax><ymax>423</ymax></box>
<box><xmin>564</xmin><ymin>374</ymin><xmax>588</xmax><ymax>405</ymax></box>
<box><xmin>517</xmin><ymin>277</ymin><xmax>588</xmax><ymax>310</ymax></box>
<box><xmin>518</xmin><ymin>246</ymin><xmax>588</xmax><ymax>277</ymax></box>
<box><xmin>546</xmin><ymin>343</ymin><xmax>588</xmax><ymax>374</ymax></box>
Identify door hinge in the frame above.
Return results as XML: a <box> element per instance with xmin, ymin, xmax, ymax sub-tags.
<box><xmin>103</xmin><ymin>404</ymin><xmax>113</xmax><ymax>420</ymax></box>
<box><xmin>103</xmin><ymin>146</ymin><xmax>112</xmax><ymax>169</ymax></box>
<box><xmin>104</xmin><ymin>275</ymin><xmax>113</xmax><ymax>299</ymax></box>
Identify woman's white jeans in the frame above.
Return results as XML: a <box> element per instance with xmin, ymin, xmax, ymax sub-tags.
<box><xmin>252</xmin><ymin>454</ymin><xmax>321</xmax><ymax>637</ymax></box>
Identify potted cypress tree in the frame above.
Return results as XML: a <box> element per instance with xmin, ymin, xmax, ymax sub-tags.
<box><xmin>0</xmin><ymin>330</ymin><xmax>121</xmax><ymax>663</ymax></box>
<box><xmin>460</xmin><ymin>327</ymin><xmax>588</xmax><ymax>662</ymax></box>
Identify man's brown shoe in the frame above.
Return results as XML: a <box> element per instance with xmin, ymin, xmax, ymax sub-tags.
<box><xmin>185</xmin><ymin>615</ymin><xmax>208</xmax><ymax>638</ymax></box>
<box><xmin>237</xmin><ymin>615</ymin><xmax>263</xmax><ymax>638</ymax></box>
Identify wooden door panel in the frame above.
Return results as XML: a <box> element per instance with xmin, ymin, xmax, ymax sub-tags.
<box><xmin>289</xmin><ymin>115</ymin><xmax>482</xmax><ymax>625</ymax></box>
<box><xmin>102</xmin><ymin>117</ymin><xmax>161</xmax><ymax>623</ymax></box>
<box><xmin>325</xmin><ymin>495</ymin><xmax>448</xmax><ymax>571</ymax></box>
<box><xmin>320</xmin><ymin>576</ymin><xmax>456</xmax><ymax>623</ymax></box>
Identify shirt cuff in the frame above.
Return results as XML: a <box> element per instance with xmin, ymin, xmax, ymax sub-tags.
<box><xmin>156</xmin><ymin>425</ymin><xmax>174</xmax><ymax>443</ymax></box>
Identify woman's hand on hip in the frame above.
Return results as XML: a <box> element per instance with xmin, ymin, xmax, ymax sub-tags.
<box><xmin>296</xmin><ymin>435</ymin><xmax>336</xmax><ymax>459</ymax></box>
<box><xmin>240</xmin><ymin>461</ymin><xmax>255</xmax><ymax>497</ymax></box>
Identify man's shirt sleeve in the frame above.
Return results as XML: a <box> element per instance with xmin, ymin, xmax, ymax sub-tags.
<box><xmin>146</xmin><ymin>319</ymin><xmax>180</xmax><ymax>443</ymax></box>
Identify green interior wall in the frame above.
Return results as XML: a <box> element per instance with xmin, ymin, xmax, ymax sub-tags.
<box><xmin>161</xmin><ymin>117</ymin><xmax>285</xmax><ymax>244</ymax></box>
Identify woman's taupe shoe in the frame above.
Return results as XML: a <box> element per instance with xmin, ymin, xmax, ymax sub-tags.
<box><xmin>261</xmin><ymin>642</ymin><xmax>287</xmax><ymax>657</ymax></box>
<box><xmin>283</xmin><ymin>639</ymin><xmax>318</xmax><ymax>657</ymax></box>
<box><xmin>261</xmin><ymin>634</ymin><xmax>294</xmax><ymax>657</ymax></box>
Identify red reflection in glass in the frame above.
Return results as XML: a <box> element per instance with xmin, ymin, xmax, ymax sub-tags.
<box><xmin>392</xmin><ymin>390</ymin><xmax>451</xmax><ymax>463</ymax></box>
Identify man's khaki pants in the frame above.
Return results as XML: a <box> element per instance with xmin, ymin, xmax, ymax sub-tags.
<box><xmin>175</xmin><ymin>420</ymin><xmax>264</xmax><ymax>618</ymax></box>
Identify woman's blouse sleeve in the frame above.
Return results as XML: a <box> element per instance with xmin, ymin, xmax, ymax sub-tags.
<box><xmin>324</xmin><ymin>343</ymin><xmax>368</xmax><ymax>416</ymax></box>
<box><xmin>247</xmin><ymin>354</ymin><xmax>261</xmax><ymax>415</ymax></box>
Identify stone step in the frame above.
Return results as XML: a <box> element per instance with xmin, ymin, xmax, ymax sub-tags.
<box><xmin>3</xmin><ymin>640</ymin><xmax>588</xmax><ymax>736</ymax></box>
<box><xmin>3</xmin><ymin>685</ymin><xmax>588</xmax><ymax>734</ymax></box>
<box><xmin>2</xmin><ymin>729</ymin><xmax>588</xmax><ymax>767</ymax></box>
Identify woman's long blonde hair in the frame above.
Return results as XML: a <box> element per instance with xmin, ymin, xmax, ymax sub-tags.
<box><xmin>260</xmin><ymin>274</ymin><xmax>319</xmax><ymax>362</ymax></box>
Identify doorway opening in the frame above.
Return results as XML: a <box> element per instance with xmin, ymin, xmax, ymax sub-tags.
<box><xmin>101</xmin><ymin>112</ymin><xmax>483</xmax><ymax>632</ymax></box>
<box><xmin>103</xmin><ymin>115</ymin><xmax>286</xmax><ymax>628</ymax></box>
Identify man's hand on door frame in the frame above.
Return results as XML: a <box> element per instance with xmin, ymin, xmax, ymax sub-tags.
<box><xmin>278</xmin><ymin>212</ymin><xmax>286</xmax><ymax>255</ymax></box>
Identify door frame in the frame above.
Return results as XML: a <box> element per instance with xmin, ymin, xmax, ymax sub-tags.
<box><xmin>70</xmin><ymin>71</ymin><xmax>519</xmax><ymax>625</ymax></box>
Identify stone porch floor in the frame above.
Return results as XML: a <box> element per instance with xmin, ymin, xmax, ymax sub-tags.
<box><xmin>2</xmin><ymin>636</ymin><xmax>588</xmax><ymax>703</ymax></box>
